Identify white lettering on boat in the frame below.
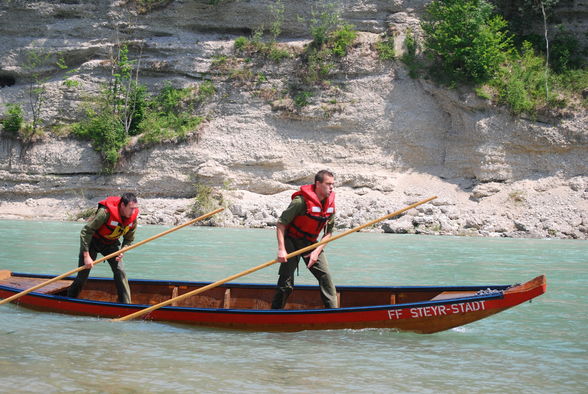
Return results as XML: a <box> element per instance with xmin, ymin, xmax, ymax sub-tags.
<box><xmin>387</xmin><ymin>309</ymin><xmax>402</xmax><ymax>319</ymax></box>
<box><xmin>387</xmin><ymin>301</ymin><xmax>486</xmax><ymax>320</ymax></box>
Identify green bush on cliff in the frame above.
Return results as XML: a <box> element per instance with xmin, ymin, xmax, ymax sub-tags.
<box><xmin>73</xmin><ymin>111</ymin><xmax>127</xmax><ymax>168</ymax></box>
<box><xmin>491</xmin><ymin>41</ymin><xmax>555</xmax><ymax>114</ymax></box>
<box><xmin>420</xmin><ymin>0</ymin><xmax>587</xmax><ymax>114</ymax></box>
<box><xmin>231</xmin><ymin>1</ymin><xmax>289</xmax><ymax>63</ymax></box>
<box><xmin>74</xmin><ymin>82</ymin><xmax>207</xmax><ymax>171</ymax></box>
<box><xmin>72</xmin><ymin>76</ymin><xmax>145</xmax><ymax>172</ymax></box>
<box><xmin>376</xmin><ymin>36</ymin><xmax>396</xmax><ymax>60</ymax></box>
<box><xmin>2</xmin><ymin>104</ymin><xmax>24</xmax><ymax>135</ymax></box>
<box><xmin>422</xmin><ymin>0</ymin><xmax>513</xmax><ymax>85</ymax></box>
<box><xmin>197</xmin><ymin>80</ymin><xmax>216</xmax><ymax>101</ymax></box>
<box><xmin>306</xmin><ymin>0</ymin><xmax>342</xmax><ymax>47</ymax></box>
<box><xmin>301</xmin><ymin>23</ymin><xmax>358</xmax><ymax>85</ymax></box>
<box><xmin>555</xmin><ymin>69</ymin><xmax>588</xmax><ymax>106</ymax></box>
<box><xmin>294</xmin><ymin>1</ymin><xmax>357</xmax><ymax>85</ymax></box>
<box><xmin>138</xmin><ymin>82</ymin><xmax>209</xmax><ymax>144</ymax></box>
<box><xmin>1</xmin><ymin>104</ymin><xmax>43</xmax><ymax>142</ymax></box>
<box><xmin>73</xmin><ymin>42</ymin><xmax>210</xmax><ymax>171</ymax></box>
<box><xmin>401</xmin><ymin>30</ymin><xmax>422</xmax><ymax>78</ymax></box>
<box><xmin>233</xmin><ymin>36</ymin><xmax>292</xmax><ymax>63</ymax></box>
<box><xmin>138</xmin><ymin>112</ymin><xmax>203</xmax><ymax>145</ymax></box>
<box><xmin>330</xmin><ymin>24</ymin><xmax>357</xmax><ymax>57</ymax></box>
<box><xmin>189</xmin><ymin>183</ymin><xmax>225</xmax><ymax>225</ymax></box>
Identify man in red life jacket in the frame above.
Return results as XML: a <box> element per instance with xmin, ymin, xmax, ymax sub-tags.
<box><xmin>67</xmin><ymin>193</ymin><xmax>139</xmax><ymax>304</ymax></box>
<box><xmin>271</xmin><ymin>170</ymin><xmax>337</xmax><ymax>309</ymax></box>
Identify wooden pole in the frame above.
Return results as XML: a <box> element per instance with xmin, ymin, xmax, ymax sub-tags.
<box><xmin>0</xmin><ymin>208</ymin><xmax>224</xmax><ymax>306</ymax></box>
<box><xmin>113</xmin><ymin>196</ymin><xmax>437</xmax><ymax>322</ymax></box>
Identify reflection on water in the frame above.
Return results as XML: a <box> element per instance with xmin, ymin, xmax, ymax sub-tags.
<box><xmin>0</xmin><ymin>220</ymin><xmax>587</xmax><ymax>392</ymax></box>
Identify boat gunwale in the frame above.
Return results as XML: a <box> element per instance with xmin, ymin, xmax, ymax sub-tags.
<box><xmin>8</xmin><ymin>271</ymin><xmax>514</xmax><ymax>292</ymax></box>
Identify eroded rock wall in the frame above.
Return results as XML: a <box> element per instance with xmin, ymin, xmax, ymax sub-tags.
<box><xmin>0</xmin><ymin>1</ymin><xmax>587</xmax><ymax>239</ymax></box>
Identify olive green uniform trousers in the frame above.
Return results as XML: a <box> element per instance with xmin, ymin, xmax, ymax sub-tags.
<box><xmin>271</xmin><ymin>236</ymin><xmax>337</xmax><ymax>309</ymax></box>
<box><xmin>67</xmin><ymin>238</ymin><xmax>131</xmax><ymax>304</ymax></box>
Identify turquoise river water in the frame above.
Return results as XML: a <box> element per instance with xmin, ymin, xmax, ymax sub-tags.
<box><xmin>0</xmin><ymin>219</ymin><xmax>586</xmax><ymax>393</ymax></box>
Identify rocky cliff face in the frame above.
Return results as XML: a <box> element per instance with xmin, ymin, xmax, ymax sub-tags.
<box><xmin>0</xmin><ymin>0</ymin><xmax>587</xmax><ymax>239</ymax></box>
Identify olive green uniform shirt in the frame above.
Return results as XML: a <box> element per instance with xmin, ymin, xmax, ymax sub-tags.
<box><xmin>80</xmin><ymin>207</ymin><xmax>136</xmax><ymax>251</ymax></box>
<box><xmin>278</xmin><ymin>195</ymin><xmax>335</xmax><ymax>235</ymax></box>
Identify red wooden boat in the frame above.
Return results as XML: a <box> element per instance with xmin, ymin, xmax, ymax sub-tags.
<box><xmin>0</xmin><ymin>270</ymin><xmax>546</xmax><ymax>333</ymax></box>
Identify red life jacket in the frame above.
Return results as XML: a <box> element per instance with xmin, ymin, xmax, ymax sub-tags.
<box><xmin>93</xmin><ymin>196</ymin><xmax>139</xmax><ymax>243</ymax></box>
<box><xmin>286</xmin><ymin>184</ymin><xmax>335</xmax><ymax>242</ymax></box>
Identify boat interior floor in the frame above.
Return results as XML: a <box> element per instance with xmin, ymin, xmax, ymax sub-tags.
<box><xmin>0</xmin><ymin>274</ymin><xmax>72</xmax><ymax>295</ymax></box>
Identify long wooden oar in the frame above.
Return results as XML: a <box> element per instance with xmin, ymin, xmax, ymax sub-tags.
<box><xmin>113</xmin><ymin>196</ymin><xmax>437</xmax><ymax>322</ymax></box>
<box><xmin>0</xmin><ymin>208</ymin><xmax>225</xmax><ymax>306</ymax></box>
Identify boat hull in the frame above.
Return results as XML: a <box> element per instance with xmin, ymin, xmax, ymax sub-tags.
<box><xmin>0</xmin><ymin>272</ymin><xmax>546</xmax><ymax>333</ymax></box>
